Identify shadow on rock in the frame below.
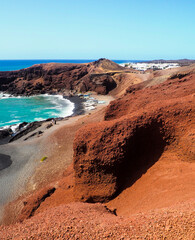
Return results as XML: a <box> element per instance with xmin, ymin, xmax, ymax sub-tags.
<box><xmin>0</xmin><ymin>154</ymin><xmax>12</xmax><ymax>170</ymax></box>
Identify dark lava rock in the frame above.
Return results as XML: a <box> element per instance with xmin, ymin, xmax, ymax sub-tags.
<box><xmin>24</xmin><ymin>130</ymin><xmax>44</xmax><ymax>141</ymax></box>
<box><xmin>18</xmin><ymin>122</ymin><xmax>28</xmax><ymax>130</ymax></box>
<box><xmin>9</xmin><ymin>122</ymin><xmax>42</xmax><ymax>142</ymax></box>
<box><xmin>0</xmin><ymin>129</ymin><xmax>13</xmax><ymax>140</ymax></box>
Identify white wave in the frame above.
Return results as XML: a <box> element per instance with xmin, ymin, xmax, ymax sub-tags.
<box><xmin>0</xmin><ymin>123</ymin><xmax>20</xmax><ymax>133</ymax></box>
<box><xmin>6</xmin><ymin>120</ymin><xmax>20</xmax><ymax>124</ymax></box>
<box><xmin>34</xmin><ymin>117</ymin><xmax>45</xmax><ymax>121</ymax></box>
<box><xmin>0</xmin><ymin>125</ymin><xmax>10</xmax><ymax>130</ymax></box>
<box><xmin>0</xmin><ymin>92</ymin><xmax>24</xmax><ymax>99</ymax></box>
<box><xmin>43</xmin><ymin>94</ymin><xmax>75</xmax><ymax>118</ymax></box>
<box><xmin>30</xmin><ymin>94</ymin><xmax>75</xmax><ymax>118</ymax></box>
<box><xmin>0</xmin><ymin>92</ymin><xmax>12</xmax><ymax>99</ymax></box>
<box><xmin>10</xmin><ymin>124</ymin><xmax>20</xmax><ymax>133</ymax></box>
<box><xmin>56</xmin><ymin>100</ymin><xmax>75</xmax><ymax>117</ymax></box>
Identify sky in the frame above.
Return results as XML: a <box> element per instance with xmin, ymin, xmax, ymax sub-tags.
<box><xmin>0</xmin><ymin>0</ymin><xmax>194</xmax><ymax>60</ymax></box>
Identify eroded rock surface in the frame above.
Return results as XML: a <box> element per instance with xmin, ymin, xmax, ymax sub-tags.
<box><xmin>73</xmin><ymin>65</ymin><xmax>195</xmax><ymax>202</ymax></box>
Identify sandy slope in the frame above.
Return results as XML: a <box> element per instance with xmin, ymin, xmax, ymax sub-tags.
<box><xmin>0</xmin><ymin>201</ymin><xmax>194</xmax><ymax>239</ymax></box>
<box><xmin>106</xmin><ymin>156</ymin><xmax>195</xmax><ymax>216</ymax></box>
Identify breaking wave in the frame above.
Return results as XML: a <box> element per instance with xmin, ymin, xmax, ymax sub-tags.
<box><xmin>0</xmin><ymin>93</ymin><xmax>75</xmax><ymax>128</ymax></box>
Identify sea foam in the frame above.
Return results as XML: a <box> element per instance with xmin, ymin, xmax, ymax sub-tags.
<box><xmin>0</xmin><ymin>93</ymin><xmax>75</xmax><ymax>128</ymax></box>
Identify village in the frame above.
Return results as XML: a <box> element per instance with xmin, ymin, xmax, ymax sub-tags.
<box><xmin>120</xmin><ymin>62</ymin><xmax>180</xmax><ymax>71</ymax></box>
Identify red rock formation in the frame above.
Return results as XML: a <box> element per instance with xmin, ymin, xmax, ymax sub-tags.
<box><xmin>0</xmin><ymin>59</ymin><xmax>124</xmax><ymax>95</ymax></box>
<box><xmin>73</xmin><ymin>65</ymin><xmax>195</xmax><ymax>202</ymax></box>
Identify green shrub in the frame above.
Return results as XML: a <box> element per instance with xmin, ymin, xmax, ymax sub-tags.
<box><xmin>40</xmin><ymin>156</ymin><xmax>47</xmax><ymax>162</ymax></box>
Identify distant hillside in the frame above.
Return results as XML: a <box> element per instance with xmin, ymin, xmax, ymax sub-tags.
<box><xmin>146</xmin><ymin>59</ymin><xmax>195</xmax><ymax>66</ymax></box>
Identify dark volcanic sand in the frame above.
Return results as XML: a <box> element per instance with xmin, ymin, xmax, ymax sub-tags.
<box><xmin>0</xmin><ymin>154</ymin><xmax>12</xmax><ymax>171</ymax></box>
<box><xmin>65</xmin><ymin>95</ymin><xmax>85</xmax><ymax>116</ymax></box>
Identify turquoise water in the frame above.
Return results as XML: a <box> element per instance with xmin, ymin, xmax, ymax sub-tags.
<box><xmin>0</xmin><ymin>59</ymin><xmax>145</xmax><ymax>71</ymax></box>
<box><xmin>0</xmin><ymin>94</ymin><xmax>74</xmax><ymax>128</ymax></box>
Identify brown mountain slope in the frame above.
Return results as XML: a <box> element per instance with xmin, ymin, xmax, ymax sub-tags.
<box><xmin>0</xmin><ymin>59</ymin><xmax>126</xmax><ymax>95</ymax></box>
<box><xmin>73</xmin><ymin>65</ymin><xmax>195</xmax><ymax>210</ymax></box>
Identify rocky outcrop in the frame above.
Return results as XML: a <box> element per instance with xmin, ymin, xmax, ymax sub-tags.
<box><xmin>9</xmin><ymin>122</ymin><xmax>42</xmax><ymax>142</ymax></box>
<box><xmin>0</xmin><ymin>59</ymin><xmax>123</xmax><ymax>95</ymax></box>
<box><xmin>0</xmin><ymin>128</ymin><xmax>12</xmax><ymax>140</ymax></box>
<box><xmin>73</xmin><ymin>66</ymin><xmax>195</xmax><ymax>202</ymax></box>
<box><xmin>18</xmin><ymin>187</ymin><xmax>56</xmax><ymax>222</ymax></box>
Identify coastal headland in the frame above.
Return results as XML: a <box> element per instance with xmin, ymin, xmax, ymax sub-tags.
<box><xmin>0</xmin><ymin>58</ymin><xmax>125</xmax><ymax>96</ymax></box>
<box><xmin>0</xmin><ymin>59</ymin><xmax>194</xmax><ymax>239</ymax></box>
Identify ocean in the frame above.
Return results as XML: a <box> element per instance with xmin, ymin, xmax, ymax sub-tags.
<box><xmin>0</xmin><ymin>59</ymin><xmax>143</xmax><ymax>129</ymax></box>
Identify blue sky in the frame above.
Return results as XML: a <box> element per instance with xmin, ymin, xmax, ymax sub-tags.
<box><xmin>0</xmin><ymin>0</ymin><xmax>194</xmax><ymax>60</ymax></box>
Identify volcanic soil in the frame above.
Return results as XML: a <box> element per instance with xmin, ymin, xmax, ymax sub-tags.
<box><xmin>0</xmin><ymin>62</ymin><xmax>194</xmax><ymax>239</ymax></box>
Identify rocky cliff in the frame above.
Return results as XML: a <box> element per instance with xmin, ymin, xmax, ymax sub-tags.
<box><xmin>73</xmin><ymin>65</ymin><xmax>195</xmax><ymax>202</ymax></box>
<box><xmin>0</xmin><ymin>59</ymin><xmax>125</xmax><ymax>95</ymax></box>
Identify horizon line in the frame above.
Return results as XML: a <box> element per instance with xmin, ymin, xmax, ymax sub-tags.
<box><xmin>0</xmin><ymin>58</ymin><xmax>194</xmax><ymax>61</ymax></box>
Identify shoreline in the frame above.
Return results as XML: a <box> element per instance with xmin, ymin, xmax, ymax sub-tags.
<box><xmin>0</xmin><ymin>92</ymin><xmax>109</xmax><ymax>139</ymax></box>
<box><xmin>0</xmin><ymin>93</ymin><xmax>79</xmax><ymax>130</ymax></box>
<box><xmin>65</xmin><ymin>95</ymin><xmax>85</xmax><ymax>117</ymax></box>
<box><xmin>0</xmin><ymin>92</ymin><xmax>114</xmax><ymax>222</ymax></box>
<box><xmin>0</xmin><ymin>93</ymin><xmax>86</xmax><ymax>143</ymax></box>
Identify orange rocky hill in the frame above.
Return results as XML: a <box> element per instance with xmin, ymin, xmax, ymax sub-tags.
<box><xmin>0</xmin><ymin>62</ymin><xmax>194</xmax><ymax>239</ymax></box>
<box><xmin>74</xmin><ymin>64</ymin><xmax>195</xmax><ymax>209</ymax></box>
<box><xmin>0</xmin><ymin>58</ymin><xmax>140</xmax><ymax>95</ymax></box>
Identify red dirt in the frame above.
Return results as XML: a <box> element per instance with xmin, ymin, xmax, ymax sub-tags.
<box><xmin>0</xmin><ymin>201</ymin><xmax>194</xmax><ymax>239</ymax></box>
<box><xmin>1</xmin><ymin>65</ymin><xmax>194</xmax><ymax>239</ymax></box>
<box><xmin>73</xmin><ymin>66</ymin><xmax>194</xmax><ymax>202</ymax></box>
<box><xmin>17</xmin><ymin>165</ymin><xmax>75</xmax><ymax>222</ymax></box>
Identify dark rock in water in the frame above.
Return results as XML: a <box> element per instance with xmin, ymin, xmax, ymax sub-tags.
<box><xmin>0</xmin><ymin>129</ymin><xmax>13</xmax><ymax>139</ymax></box>
<box><xmin>9</xmin><ymin>122</ymin><xmax>42</xmax><ymax>142</ymax></box>
<box><xmin>18</xmin><ymin>122</ymin><xmax>28</xmax><ymax>130</ymax></box>
<box><xmin>0</xmin><ymin>154</ymin><xmax>12</xmax><ymax>170</ymax></box>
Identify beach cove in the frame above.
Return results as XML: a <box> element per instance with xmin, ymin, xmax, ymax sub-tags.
<box><xmin>0</xmin><ymin>93</ymin><xmax>75</xmax><ymax>129</ymax></box>
<box><xmin>0</xmin><ymin>90</ymin><xmax>114</xmax><ymax>222</ymax></box>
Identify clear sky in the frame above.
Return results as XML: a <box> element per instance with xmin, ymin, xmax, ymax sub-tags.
<box><xmin>0</xmin><ymin>0</ymin><xmax>194</xmax><ymax>60</ymax></box>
